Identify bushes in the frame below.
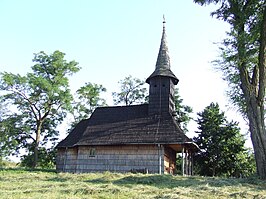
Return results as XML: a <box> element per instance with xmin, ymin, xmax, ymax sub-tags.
<box><xmin>20</xmin><ymin>147</ymin><xmax>55</xmax><ymax>169</ymax></box>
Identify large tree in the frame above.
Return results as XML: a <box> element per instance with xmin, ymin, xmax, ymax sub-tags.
<box><xmin>194</xmin><ymin>0</ymin><xmax>266</xmax><ymax>179</ymax></box>
<box><xmin>193</xmin><ymin>102</ymin><xmax>255</xmax><ymax>177</ymax></box>
<box><xmin>0</xmin><ymin>51</ymin><xmax>80</xmax><ymax>168</ymax></box>
<box><xmin>112</xmin><ymin>75</ymin><xmax>148</xmax><ymax>105</ymax></box>
<box><xmin>71</xmin><ymin>82</ymin><xmax>107</xmax><ymax>128</ymax></box>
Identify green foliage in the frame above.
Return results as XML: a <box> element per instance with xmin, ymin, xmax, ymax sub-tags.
<box><xmin>194</xmin><ymin>0</ymin><xmax>266</xmax><ymax>180</ymax></box>
<box><xmin>112</xmin><ymin>75</ymin><xmax>148</xmax><ymax>105</ymax></box>
<box><xmin>194</xmin><ymin>0</ymin><xmax>264</xmax><ymax>117</ymax></box>
<box><xmin>70</xmin><ymin>82</ymin><xmax>107</xmax><ymax>128</ymax></box>
<box><xmin>175</xmin><ymin>155</ymin><xmax>183</xmax><ymax>175</ymax></box>
<box><xmin>20</xmin><ymin>147</ymin><xmax>55</xmax><ymax>169</ymax></box>
<box><xmin>174</xmin><ymin>88</ymin><xmax>193</xmax><ymax>132</ymax></box>
<box><xmin>0</xmin><ymin>170</ymin><xmax>265</xmax><ymax>198</ymax></box>
<box><xmin>0</xmin><ymin>50</ymin><xmax>80</xmax><ymax>167</ymax></box>
<box><xmin>0</xmin><ymin>101</ymin><xmax>31</xmax><ymax>158</ymax></box>
<box><xmin>193</xmin><ymin>102</ymin><xmax>256</xmax><ymax>177</ymax></box>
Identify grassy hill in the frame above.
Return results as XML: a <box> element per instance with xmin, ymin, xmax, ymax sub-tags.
<box><xmin>0</xmin><ymin>169</ymin><xmax>265</xmax><ymax>199</ymax></box>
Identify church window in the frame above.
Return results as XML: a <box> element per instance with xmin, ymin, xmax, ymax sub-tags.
<box><xmin>89</xmin><ymin>148</ymin><xmax>96</xmax><ymax>157</ymax></box>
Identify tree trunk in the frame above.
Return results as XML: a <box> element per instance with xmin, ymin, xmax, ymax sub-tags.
<box><xmin>33</xmin><ymin>122</ymin><xmax>41</xmax><ymax>168</ymax></box>
<box><xmin>246</xmin><ymin>96</ymin><xmax>266</xmax><ymax>179</ymax></box>
<box><xmin>237</xmin><ymin>4</ymin><xmax>266</xmax><ymax>179</ymax></box>
<box><xmin>250</xmin><ymin>4</ymin><xmax>266</xmax><ymax>180</ymax></box>
<box><xmin>240</xmin><ymin>65</ymin><xmax>266</xmax><ymax>179</ymax></box>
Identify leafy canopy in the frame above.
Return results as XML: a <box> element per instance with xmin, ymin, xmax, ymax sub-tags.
<box><xmin>194</xmin><ymin>0</ymin><xmax>266</xmax><ymax>179</ymax></box>
<box><xmin>193</xmin><ymin>102</ymin><xmax>255</xmax><ymax>177</ymax></box>
<box><xmin>112</xmin><ymin>75</ymin><xmax>148</xmax><ymax>106</ymax></box>
<box><xmin>0</xmin><ymin>50</ymin><xmax>80</xmax><ymax>167</ymax></box>
<box><xmin>70</xmin><ymin>82</ymin><xmax>107</xmax><ymax>129</ymax></box>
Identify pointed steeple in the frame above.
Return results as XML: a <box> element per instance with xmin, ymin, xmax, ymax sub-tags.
<box><xmin>146</xmin><ymin>18</ymin><xmax>179</xmax><ymax>85</ymax></box>
<box><xmin>146</xmin><ymin>17</ymin><xmax>179</xmax><ymax>116</ymax></box>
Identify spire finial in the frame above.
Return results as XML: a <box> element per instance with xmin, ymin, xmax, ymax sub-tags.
<box><xmin>163</xmin><ymin>15</ymin><xmax>166</xmax><ymax>29</ymax></box>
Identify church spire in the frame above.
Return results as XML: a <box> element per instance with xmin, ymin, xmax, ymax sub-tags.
<box><xmin>155</xmin><ymin>16</ymin><xmax>170</xmax><ymax>71</ymax></box>
<box><xmin>146</xmin><ymin>17</ymin><xmax>179</xmax><ymax>116</ymax></box>
<box><xmin>146</xmin><ymin>17</ymin><xmax>179</xmax><ymax>85</ymax></box>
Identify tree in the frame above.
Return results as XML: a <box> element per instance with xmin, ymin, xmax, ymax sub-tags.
<box><xmin>193</xmin><ymin>102</ymin><xmax>256</xmax><ymax>177</ymax></box>
<box><xmin>0</xmin><ymin>100</ymin><xmax>23</xmax><ymax>160</ymax></box>
<box><xmin>71</xmin><ymin>82</ymin><xmax>107</xmax><ymax>128</ymax></box>
<box><xmin>0</xmin><ymin>50</ymin><xmax>80</xmax><ymax>168</ymax></box>
<box><xmin>112</xmin><ymin>75</ymin><xmax>148</xmax><ymax>105</ymax></box>
<box><xmin>20</xmin><ymin>147</ymin><xmax>56</xmax><ymax>169</ymax></box>
<box><xmin>194</xmin><ymin>0</ymin><xmax>266</xmax><ymax>179</ymax></box>
<box><xmin>174</xmin><ymin>88</ymin><xmax>193</xmax><ymax>132</ymax></box>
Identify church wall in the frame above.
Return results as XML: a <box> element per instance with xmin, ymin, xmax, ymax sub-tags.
<box><xmin>56</xmin><ymin>147</ymin><xmax>78</xmax><ymax>173</ymax></box>
<box><xmin>57</xmin><ymin>145</ymin><xmax>165</xmax><ymax>174</ymax></box>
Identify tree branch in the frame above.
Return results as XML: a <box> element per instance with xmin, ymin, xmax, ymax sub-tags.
<box><xmin>10</xmin><ymin>88</ymin><xmax>39</xmax><ymax>121</ymax></box>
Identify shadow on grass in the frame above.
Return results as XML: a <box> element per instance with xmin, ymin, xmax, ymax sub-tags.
<box><xmin>1</xmin><ymin>167</ymin><xmax>264</xmax><ymax>193</ymax></box>
<box><xmin>113</xmin><ymin>175</ymin><xmax>208</xmax><ymax>189</ymax></box>
<box><xmin>90</xmin><ymin>174</ymin><xmax>265</xmax><ymax>190</ymax></box>
<box><xmin>86</xmin><ymin>174</ymin><xmax>213</xmax><ymax>189</ymax></box>
<box><xmin>46</xmin><ymin>176</ymin><xmax>70</xmax><ymax>182</ymax></box>
<box><xmin>85</xmin><ymin>177</ymin><xmax>111</xmax><ymax>184</ymax></box>
<box><xmin>0</xmin><ymin>167</ymin><xmax>56</xmax><ymax>173</ymax></box>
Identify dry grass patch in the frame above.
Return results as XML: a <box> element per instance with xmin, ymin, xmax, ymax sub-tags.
<box><xmin>0</xmin><ymin>169</ymin><xmax>265</xmax><ymax>198</ymax></box>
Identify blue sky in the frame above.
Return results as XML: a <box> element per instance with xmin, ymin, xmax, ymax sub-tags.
<box><xmin>0</xmin><ymin>1</ymin><xmax>249</xmax><ymax>142</ymax></box>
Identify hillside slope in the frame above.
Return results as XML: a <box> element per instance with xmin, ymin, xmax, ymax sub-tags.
<box><xmin>0</xmin><ymin>169</ymin><xmax>265</xmax><ymax>199</ymax></box>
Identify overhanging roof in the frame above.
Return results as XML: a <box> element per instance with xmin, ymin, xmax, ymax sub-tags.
<box><xmin>56</xmin><ymin>104</ymin><xmax>192</xmax><ymax>148</ymax></box>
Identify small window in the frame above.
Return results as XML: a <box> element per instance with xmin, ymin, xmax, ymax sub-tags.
<box><xmin>89</xmin><ymin>148</ymin><xmax>96</xmax><ymax>157</ymax></box>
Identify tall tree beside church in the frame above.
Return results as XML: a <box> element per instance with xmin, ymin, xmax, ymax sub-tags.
<box><xmin>194</xmin><ymin>0</ymin><xmax>266</xmax><ymax>179</ymax></box>
<box><xmin>70</xmin><ymin>82</ymin><xmax>107</xmax><ymax>128</ymax></box>
<box><xmin>193</xmin><ymin>103</ymin><xmax>255</xmax><ymax>177</ymax></box>
<box><xmin>112</xmin><ymin>75</ymin><xmax>148</xmax><ymax>105</ymax></box>
<box><xmin>0</xmin><ymin>51</ymin><xmax>80</xmax><ymax>168</ymax></box>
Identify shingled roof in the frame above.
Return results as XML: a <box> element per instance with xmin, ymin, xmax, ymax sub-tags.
<box><xmin>57</xmin><ymin>104</ymin><xmax>191</xmax><ymax>148</ymax></box>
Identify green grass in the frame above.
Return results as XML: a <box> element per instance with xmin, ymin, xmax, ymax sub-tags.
<box><xmin>0</xmin><ymin>169</ymin><xmax>265</xmax><ymax>199</ymax></box>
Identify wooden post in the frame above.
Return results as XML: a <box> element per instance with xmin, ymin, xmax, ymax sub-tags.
<box><xmin>190</xmin><ymin>152</ymin><xmax>192</xmax><ymax>175</ymax></box>
<box><xmin>158</xmin><ymin>144</ymin><xmax>162</xmax><ymax>175</ymax></box>
<box><xmin>181</xmin><ymin>146</ymin><xmax>185</xmax><ymax>176</ymax></box>
<box><xmin>185</xmin><ymin>149</ymin><xmax>188</xmax><ymax>175</ymax></box>
<box><xmin>191</xmin><ymin>153</ymin><xmax>194</xmax><ymax>175</ymax></box>
<box><xmin>188</xmin><ymin>151</ymin><xmax>191</xmax><ymax>175</ymax></box>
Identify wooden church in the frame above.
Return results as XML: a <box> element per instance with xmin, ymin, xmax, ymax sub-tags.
<box><xmin>56</xmin><ymin>21</ymin><xmax>199</xmax><ymax>175</ymax></box>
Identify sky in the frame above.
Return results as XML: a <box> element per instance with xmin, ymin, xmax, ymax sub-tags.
<box><xmin>0</xmin><ymin>0</ymin><xmax>251</xmax><ymax>145</ymax></box>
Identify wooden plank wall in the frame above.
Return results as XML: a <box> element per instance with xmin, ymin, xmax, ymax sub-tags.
<box><xmin>56</xmin><ymin>147</ymin><xmax>78</xmax><ymax>172</ymax></box>
<box><xmin>57</xmin><ymin>145</ymin><xmax>164</xmax><ymax>174</ymax></box>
